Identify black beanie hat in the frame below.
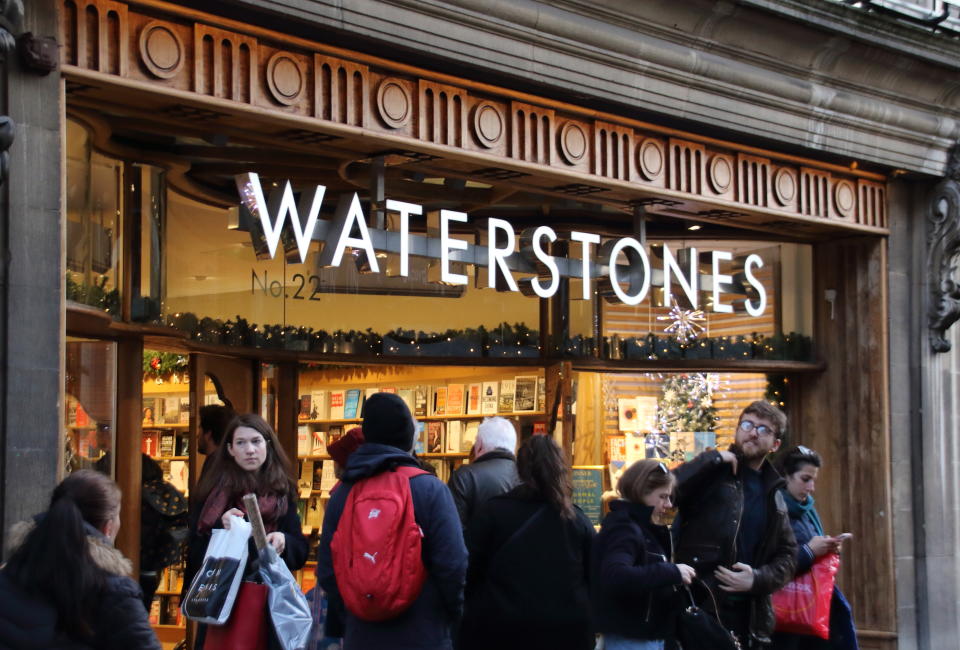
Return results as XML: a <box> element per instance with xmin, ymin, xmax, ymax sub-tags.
<box><xmin>361</xmin><ymin>392</ymin><xmax>415</xmax><ymax>451</ymax></box>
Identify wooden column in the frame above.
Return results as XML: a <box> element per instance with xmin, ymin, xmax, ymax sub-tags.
<box><xmin>275</xmin><ymin>362</ymin><xmax>299</xmax><ymax>463</ymax></box>
<box><xmin>115</xmin><ymin>336</ymin><xmax>143</xmax><ymax>574</ymax></box>
<box><xmin>794</xmin><ymin>236</ymin><xmax>895</xmax><ymax>650</ymax></box>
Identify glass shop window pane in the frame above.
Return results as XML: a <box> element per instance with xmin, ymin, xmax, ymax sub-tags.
<box><xmin>566</xmin><ymin>241</ymin><xmax>813</xmax><ymax>362</ymax></box>
<box><xmin>571</xmin><ymin>370</ymin><xmax>773</xmax><ymax>469</ymax></box>
<box><xmin>160</xmin><ymin>188</ymin><xmax>540</xmax><ymax>358</ymax></box>
<box><xmin>64</xmin><ymin>338</ymin><xmax>117</xmax><ymax>477</ymax></box>
<box><xmin>66</xmin><ymin>119</ymin><xmax>123</xmax><ymax>316</ymax></box>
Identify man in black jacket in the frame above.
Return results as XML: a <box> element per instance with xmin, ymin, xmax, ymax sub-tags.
<box><xmin>673</xmin><ymin>400</ymin><xmax>797</xmax><ymax>648</ymax></box>
<box><xmin>447</xmin><ymin>416</ymin><xmax>519</xmax><ymax>528</ymax></box>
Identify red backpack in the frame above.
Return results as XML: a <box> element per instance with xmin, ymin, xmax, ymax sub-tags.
<box><xmin>331</xmin><ymin>465</ymin><xmax>429</xmax><ymax>621</ymax></box>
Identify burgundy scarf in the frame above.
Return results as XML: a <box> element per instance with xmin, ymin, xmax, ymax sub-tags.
<box><xmin>198</xmin><ymin>485</ymin><xmax>287</xmax><ymax>535</ymax></box>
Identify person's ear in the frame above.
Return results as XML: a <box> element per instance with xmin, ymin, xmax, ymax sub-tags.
<box><xmin>770</xmin><ymin>438</ymin><xmax>782</xmax><ymax>454</ymax></box>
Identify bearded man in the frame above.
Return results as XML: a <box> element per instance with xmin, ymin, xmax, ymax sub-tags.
<box><xmin>673</xmin><ymin>400</ymin><xmax>798</xmax><ymax>649</ymax></box>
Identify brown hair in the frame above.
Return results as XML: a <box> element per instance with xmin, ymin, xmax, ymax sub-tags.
<box><xmin>194</xmin><ymin>413</ymin><xmax>297</xmax><ymax>505</ymax></box>
<box><xmin>516</xmin><ymin>435</ymin><xmax>575</xmax><ymax>519</ymax></box>
<box><xmin>741</xmin><ymin>400</ymin><xmax>788</xmax><ymax>440</ymax></box>
<box><xmin>618</xmin><ymin>459</ymin><xmax>676</xmax><ymax>503</ymax></box>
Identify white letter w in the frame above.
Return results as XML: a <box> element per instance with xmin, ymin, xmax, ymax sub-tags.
<box><xmin>236</xmin><ymin>172</ymin><xmax>325</xmax><ymax>264</ymax></box>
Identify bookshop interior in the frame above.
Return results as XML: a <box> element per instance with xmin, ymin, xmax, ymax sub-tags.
<box><xmin>63</xmin><ymin>101</ymin><xmax>816</xmax><ymax>644</ymax></box>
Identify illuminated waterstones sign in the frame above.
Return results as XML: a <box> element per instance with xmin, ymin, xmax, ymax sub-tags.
<box><xmin>234</xmin><ymin>173</ymin><xmax>767</xmax><ymax>316</ymax></box>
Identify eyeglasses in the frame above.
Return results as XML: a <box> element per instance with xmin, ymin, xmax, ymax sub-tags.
<box><xmin>796</xmin><ymin>445</ymin><xmax>815</xmax><ymax>456</ymax></box>
<box><xmin>656</xmin><ymin>461</ymin><xmax>669</xmax><ymax>474</ymax></box>
<box><xmin>738</xmin><ymin>420</ymin><xmax>775</xmax><ymax>437</ymax></box>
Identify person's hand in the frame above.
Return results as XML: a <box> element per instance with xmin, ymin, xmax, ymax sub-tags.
<box><xmin>807</xmin><ymin>535</ymin><xmax>840</xmax><ymax>557</ymax></box>
<box><xmin>715</xmin><ymin>562</ymin><xmax>754</xmax><ymax>592</ymax></box>
<box><xmin>718</xmin><ymin>450</ymin><xmax>738</xmax><ymax>474</ymax></box>
<box><xmin>266</xmin><ymin>532</ymin><xmax>285</xmax><ymax>554</ymax></box>
<box><xmin>221</xmin><ymin>508</ymin><xmax>244</xmax><ymax>529</ymax></box>
<box><xmin>676</xmin><ymin>563</ymin><xmax>697</xmax><ymax>585</ymax></box>
<box><xmin>833</xmin><ymin>532</ymin><xmax>852</xmax><ymax>552</ymax></box>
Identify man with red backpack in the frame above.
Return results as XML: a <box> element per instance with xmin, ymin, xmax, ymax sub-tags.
<box><xmin>317</xmin><ymin>392</ymin><xmax>468</xmax><ymax>650</ymax></box>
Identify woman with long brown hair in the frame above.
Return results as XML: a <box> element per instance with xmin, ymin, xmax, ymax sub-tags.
<box><xmin>460</xmin><ymin>434</ymin><xmax>595</xmax><ymax>650</ymax></box>
<box><xmin>0</xmin><ymin>470</ymin><xmax>161</xmax><ymax>649</ymax></box>
<box><xmin>186</xmin><ymin>413</ymin><xmax>308</xmax><ymax>648</ymax></box>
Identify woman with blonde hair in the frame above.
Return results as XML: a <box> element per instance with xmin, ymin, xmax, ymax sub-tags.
<box><xmin>591</xmin><ymin>459</ymin><xmax>696</xmax><ymax>650</ymax></box>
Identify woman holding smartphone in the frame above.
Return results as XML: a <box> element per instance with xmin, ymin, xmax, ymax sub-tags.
<box><xmin>772</xmin><ymin>446</ymin><xmax>858</xmax><ymax>650</ymax></box>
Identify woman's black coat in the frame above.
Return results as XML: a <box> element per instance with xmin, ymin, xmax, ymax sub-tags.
<box><xmin>460</xmin><ymin>485</ymin><xmax>596</xmax><ymax>650</ymax></box>
<box><xmin>591</xmin><ymin>500</ymin><xmax>684</xmax><ymax>641</ymax></box>
<box><xmin>184</xmin><ymin>492</ymin><xmax>308</xmax><ymax>650</ymax></box>
<box><xmin>185</xmin><ymin>492</ymin><xmax>309</xmax><ymax>592</ymax></box>
<box><xmin>0</xmin><ymin>521</ymin><xmax>161</xmax><ymax>650</ymax></box>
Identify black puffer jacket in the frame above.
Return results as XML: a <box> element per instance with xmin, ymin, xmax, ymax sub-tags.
<box><xmin>673</xmin><ymin>449</ymin><xmax>797</xmax><ymax>646</ymax></box>
<box><xmin>0</xmin><ymin>521</ymin><xmax>161</xmax><ymax>650</ymax></box>
<box><xmin>591</xmin><ymin>500</ymin><xmax>683</xmax><ymax>641</ymax></box>
<box><xmin>447</xmin><ymin>449</ymin><xmax>519</xmax><ymax>527</ymax></box>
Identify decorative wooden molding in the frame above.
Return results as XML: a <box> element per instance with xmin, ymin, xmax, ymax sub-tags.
<box><xmin>138</xmin><ymin>19</ymin><xmax>181</xmax><ymax>79</ymax></box>
<box><xmin>928</xmin><ymin>143</ymin><xmax>960</xmax><ymax>353</ymax></box>
<box><xmin>59</xmin><ymin>0</ymin><xmax>890</xmax><ymax>235</ymax></box>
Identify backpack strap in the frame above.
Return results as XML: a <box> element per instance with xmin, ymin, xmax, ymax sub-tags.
<box><xmin>393</xmin><ymin>465</ymin><xmax>429</xmax><ymax>479</ymax></box>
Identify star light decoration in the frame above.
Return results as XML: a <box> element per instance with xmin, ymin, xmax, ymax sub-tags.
<box><xmin>657</xmin><ymin>302</ymin><xmax>706</xmax><ymax>344</ymax></box>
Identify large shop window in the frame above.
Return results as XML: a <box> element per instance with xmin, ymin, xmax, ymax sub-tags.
<box><xmin>568</xmin><ymin>242</ymin><xmax>813</xmax><ymax>362</ymax></box>
<box><xmin>66</xmin><ymin>120</ymin><xmax>124</xmax><ymax>315</ymax></box>
<box><xmin>161</xmin><ymin>189</ymin><xmax>538</xmax><ymax>355</ymax></box>
<box><xmin>64</xmin><ymin>338</ymin><xmax>117</xmax><ymax>476</ymax></box>
<box><xmin>570</xmin><ymin>370</ymin><xmax>785</xmax><ymax>523</ymax></box>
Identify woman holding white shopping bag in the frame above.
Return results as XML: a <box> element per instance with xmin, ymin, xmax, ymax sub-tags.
<box><xmin>189</xmin><ymin>413</ymin><xmax>308</xmax><ymax>649</ymax></box>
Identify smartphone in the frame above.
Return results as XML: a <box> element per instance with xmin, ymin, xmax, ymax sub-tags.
<box><xmin>835</xmin><ymin>533</ymin><xmax>853</xmax><ymax>541</ymax></box>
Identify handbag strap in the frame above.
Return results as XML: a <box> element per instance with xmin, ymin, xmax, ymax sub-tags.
<box><xmin>489</xmin><ymin>504</ymin><xmax>549</xmax><ymax>566</ymax></box>
<box><xmin>682</xmin><ymin>579</ymin><xmax>733</xmax><ymax>633</ymax></box>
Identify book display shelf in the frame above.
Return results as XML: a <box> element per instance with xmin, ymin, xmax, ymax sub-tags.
<box><xmin>291</xmin><ymin>364</ymin><xmax>548</xmax><ymax>591</ymax></box>
<box><xmin>141</xmin><ymin>370</ymin><xmax>191</xmax><ymax>646</ymax></box>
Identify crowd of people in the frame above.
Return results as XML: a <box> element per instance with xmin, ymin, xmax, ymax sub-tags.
<box><xmin>0</xmin><ymin>395</ymin><xmax>858</xmax><ymax>650</ymax></box>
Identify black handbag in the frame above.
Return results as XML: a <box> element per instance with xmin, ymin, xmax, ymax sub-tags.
<box><xmin>674</xmin><ymin>580</ymin><xmax>742</xmax><ymax>650</ymax></box>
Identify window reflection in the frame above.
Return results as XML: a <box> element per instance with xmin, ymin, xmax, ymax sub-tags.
<box><xmin>64</xmin><ymin>338</ymin><xmax>117</xmax><ymax>476</ymax></box>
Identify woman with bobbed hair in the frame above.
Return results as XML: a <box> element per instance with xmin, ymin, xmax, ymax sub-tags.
<box><xmin>591</xmin><ymin>460</ymin><xmax>696</xmax><ymax>649</ymax></box>
<box><xmin>772</xmin><ymin>446</ymin><xmax>858</xmax><ymax>650</ymax></box>
<box><xmin>460</xmin><ymin>434</ymin><xmax>595</xmax><ymax>650</ymax></box>
<box><xmin>187</xmin><ymin>413</ymin><xmax>308</xmax><ymax>648</ymax></box>
<box><xmin>0</xmin><ymin>469</ymin><xmax>161</xmax><ymax>649</ymax></box>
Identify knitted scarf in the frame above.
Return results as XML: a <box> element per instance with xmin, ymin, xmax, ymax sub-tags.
<box><xmin>198</xmin><ymin>485</ymin><xmax>286</xmax><ymax>535</ymax></box>
<box><xmin>781</xmin><ymin>489</ymin><xmax>825</xmax><ymax>536</ymax></box>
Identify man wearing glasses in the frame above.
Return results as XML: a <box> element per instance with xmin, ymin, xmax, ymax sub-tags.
<box><xmin>673</xmin><ymin>400</ymin><xmax>797</xmax><ymax>649</ymax></box>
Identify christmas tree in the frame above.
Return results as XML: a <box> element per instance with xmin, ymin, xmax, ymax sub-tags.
<box><xmin>655</xmin><ymin>373</ymin><xmax>718</xmax><ymax>433</ymax></box>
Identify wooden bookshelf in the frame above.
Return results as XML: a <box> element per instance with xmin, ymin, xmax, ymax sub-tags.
<box><xmin>299</xmin><ymin>411</ymin><xmax>545</xmax><ymax>425</ymax></box>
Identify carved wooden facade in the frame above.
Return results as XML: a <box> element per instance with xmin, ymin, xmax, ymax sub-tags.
<box><xmin>59</xmin><ymin>0</ymin><xmax>888</xmax><ymax>236</ymax></box>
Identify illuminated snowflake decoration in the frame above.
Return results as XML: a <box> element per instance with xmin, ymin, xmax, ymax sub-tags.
<box><xmin>657</xmin><ymin>303</ymin><xmax>706</xmax><ymax>344</ymax></box>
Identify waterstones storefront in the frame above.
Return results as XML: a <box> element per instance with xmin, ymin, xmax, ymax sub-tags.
<box><xmin>6</xmin><ymin>1</ymin><xmax>910</xmax><ymax>648</ymax></box>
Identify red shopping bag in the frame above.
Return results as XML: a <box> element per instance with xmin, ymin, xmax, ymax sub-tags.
<box><xmin>773</xmin><ymin>552</ymin><xmax>840</xmax><ymax>639</ymax></box>
<box><xmin>205</xmin><ymin>582</ymin><xmax>269</xmax><ymax>650</ymax></box>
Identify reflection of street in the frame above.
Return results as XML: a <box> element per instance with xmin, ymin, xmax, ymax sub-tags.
<box><xmin>645</xmin><ymin>433</ymin><xmax>669</xmax><ymax>459</ymax></box>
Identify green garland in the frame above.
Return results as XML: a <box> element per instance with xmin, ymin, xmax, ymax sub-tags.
<box><xmin>143</xmin><ymin>351</ymin><xmax>189</xmax><ymax>380</ymax></box>
<box><xmin>66</xmin><ymin>273</ymin><xmax>120</xmax><ymax>315</ymax></box>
